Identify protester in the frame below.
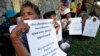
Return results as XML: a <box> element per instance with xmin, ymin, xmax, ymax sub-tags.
<box><xmin>0</xmin><ymin>10</ymin><xmax>19</xmax><ymax>56</ymax></box>
<box><xmin>10</xmin><ymin>1</ymin><xmax>60</xmax><ymax>56</ymax></box>
<box><xmin>59</xmin><ymin>0</ymin><xmax>70</xmax><ymax>19</ymax></box>
<box><xmin>1</xmin><ymin>10</ymin><xmax>18</xmax><ymax>34</ymax></box>
<box><xmin>61</xmin><ymin>8</ymin><xmax>71</xmax><ymax>38</ymax></box>
<box><xmin>43</xmin><ymin>11</ymin><xmax>60</xmax><ymax>34</ymax></box>
<box><xmin>59</xmin><ymin>4</ymin><xmax>65</xmax><ymax>16</ymax></box>
<box><xmin>71</xmin><ymin>0</ymin><xmax>77</xmax><ymax>17</ymax></box>
<box><xmin>81</xmin><ymin>0</ymin><xmax>87</xmax><ymax>12</ymax></box>
<box><xmin>89</xmin><ymin>11</ymin><xmax>98</xmax><ymax>21</ymax></box>
<box><xmin>59</xmin><ymin>2</ymin><xmax>72</xmax><ymax>50</ymax></box>
<box><xmin>61</xmin><ymin>0</ymin><xmax>70</xmax><ymax>8</ymax></box>
<box><xmin>61</xmin><ymin>8</ymin><xmax>71</xmax><ymax>51</ymax></box>
<box><xmin>82</xmin><ymin>11</ymin><xmax>99</xmax><ymax>38</ymax></box>
<box><xmin>81</xmin><ymin>13</ymin><xmax>88</xmax><ymax>32</ymax></box>
<box><xmin>43</xmin><ymin>11</ymin><xmax>70</xmax><ymax>51</ymax></box>
<box><xmin>77</xmin><ymin>3</ymin><xmax>81</xmax><ymax>17</ymax></box>
<box><xmin>43</xmin><ymin>11</ymin><xmax>57</xmax><ymax>21</ymax></box>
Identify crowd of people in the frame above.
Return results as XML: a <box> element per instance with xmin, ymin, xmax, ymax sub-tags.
<box><xmin>0</xmin><ymin>0</ymin><xmax>99</xmax><ymax>56</ymax></box>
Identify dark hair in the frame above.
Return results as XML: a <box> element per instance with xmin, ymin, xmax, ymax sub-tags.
<box><xmin>72</xmin><ymin>0</ymin><xmax>75</xmax><ymax>2</ymax></box>
<box><xmin>21</xmin><ymin>1</ymin><xmax>41</xmax><ymax>18</ymax></box>
<box><xmin>90</xmin><ymin>11</ymin><xmax>97</xmax><ymax>16</ymax></box>
<box><xmin>43</xmin><ymin>11</ymin><xmax>56</xmax><ymax>19</ymax></box>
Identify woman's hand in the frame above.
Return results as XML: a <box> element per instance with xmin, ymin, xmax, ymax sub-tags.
<box><xmin>10</xmin><ymin>19</ymin><xmax>30</xmax><ymax>56</ymax></box>
<box><xmin>11</xmin><ymin>20</ymin><xmax>30</xmax><ymax>38</ymax></box>
<box><xmin>53</xmin><ymin>21</ymin><xmax>60</xmax><ymax>34</ymax></box>
<box><xmin>67</xmin><ymin>20</ymin><xmax>71</xmax><ymax>26</ymax></box>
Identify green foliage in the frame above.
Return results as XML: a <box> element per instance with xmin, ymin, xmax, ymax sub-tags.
<box><xmin>66</xmin><ymin>28</ymin><xmax>100</xmax><ymax>56</ymax></box>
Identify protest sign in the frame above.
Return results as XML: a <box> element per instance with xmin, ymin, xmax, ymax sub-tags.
<box><xmin>69</xmin><ymin>17</ymin><xmax>82</xmax><ymax>35</ymax></box>
<box><xmin>83</xmin><ymin>19</ymin><xmax>100</xmax><ymax>37</ymax></box>
<box><xmin>9</xmin><ymin>19</ymin><xmax>67</xmax><ymax>56</ymax></box>
<box><xmin>24</xmin><ymin>19</ymin><xmax>67</xmax><ymax>56</ymax></box>
<box><xmin>56</xmin><ymin>21</ymin><xmax>62</xmax><ymax>42</ymax></box>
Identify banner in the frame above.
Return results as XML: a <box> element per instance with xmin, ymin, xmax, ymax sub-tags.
<box><xmin>83</xmin><ymin>19</ymin><xmax>100</xmax><ymax>37</ymax></box>
<box><xmin>24</xmin><ymin>19</ymin><xmax>67</xmax><ymax>56</ymax></box>
<box><xmin>69</xmin><ymin>17</ymin><xmax>82</xmax><ymax>35</ymax></box>
<box><xmin>56</xmin><ymin>21</ymin><xmax>62</xmax><ymax>42</ymax></box>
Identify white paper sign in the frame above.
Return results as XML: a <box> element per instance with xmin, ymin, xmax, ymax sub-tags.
<box><xmin>69</xmin><ymin>17</ymin><xmax>82</xmax><ymax>35</ymax></box>
<box><xmin>24</xmin><ymin>19</ymin><xmax>67</xmax><ymax>56</ymax></box>
<box><xmin>69</xmin><ymin>23</ymin><xmax>82</xmax><ymax>35</ymax></box>
<box><xmin>83</xmin><ymin>19</ymin><xmax>100</xmax><ymax>37</ymax></box>
<box><xmin>69</xmin><ymin>17</ymin><xmax>82</xmax><ymax>22</ymax></box>
<box><xmin>56</xmin><ymin>21</ymin><xmax>62</xmax><ymax>42</ymax></box>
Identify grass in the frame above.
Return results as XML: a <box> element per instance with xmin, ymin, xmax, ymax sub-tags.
<box><xmin>66</xmin><ymin>28</ymin><xmax>100</xmax><ymax>56</ymax></box>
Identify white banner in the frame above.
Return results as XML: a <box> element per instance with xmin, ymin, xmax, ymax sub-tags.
<box><xmin>24</xmin><ymin>19</ymin><xmax>67</xmax><ymax>56</ymax></box>
<box><xmin>83</xmin><ymin>19</ymin><xmax>100</xmax><ymax>37</ymax></box>
<box><xmin>56</xmin><ymin>21</ymin><xmax>62</xmax><ymax>42</ymax></box>
<box><xmin>69</xmin><ymin>17</ymin><xmax>82</xmax><ymax>35</ymax></box>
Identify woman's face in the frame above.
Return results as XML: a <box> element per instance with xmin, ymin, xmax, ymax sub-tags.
<box><xmin>21</xmin><ymin>6</ymin><xmax>39</xmax><ymax>20</ymax></box>
<box><xmin>66</xmin><ymin>13</ymin><xmax>71</xmax><ymax>19</ymax></box>
<box><xmin>50</xmin><ymin>15</ymin><xmax>57</xmax><ymax>21</ymax></box>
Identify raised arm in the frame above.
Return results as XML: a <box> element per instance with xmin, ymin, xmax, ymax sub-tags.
<box><xmin>10</xmin><ymin>22</ymin><xmax>30</xmax><ymax>56</ymax></box>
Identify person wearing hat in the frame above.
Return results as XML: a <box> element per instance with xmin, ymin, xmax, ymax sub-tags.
<box><xmin>60</xmin><ymin>8</ymin><xmax>72</xmax><ymax>51</ymax></box>
<box><xmin>1</xmin><ymin>10</ymin><xmax>20</xmax><ymax>33</ymax></box>
<box><xmin>62</xmin><ymin>8</ymin><xmax>71</xmax><ymax>31</ymax></box>
<box><xmin>0</xmin><ymin>10</ymin><xmax>19</xmax><ymax>56</ymax></box>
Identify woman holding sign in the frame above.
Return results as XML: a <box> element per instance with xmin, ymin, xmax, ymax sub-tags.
<box><xmin>10</xmin><ymin>1</ymin><xmax>60</xmax><ymax>56</ymax></box>
<box><xmin>43</xmin><ymin>11</ymin><xmax>70</xmax><ymax>51</ymax></box>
